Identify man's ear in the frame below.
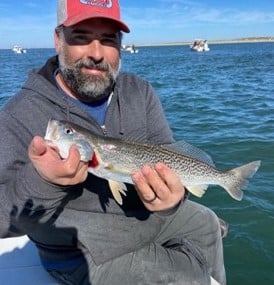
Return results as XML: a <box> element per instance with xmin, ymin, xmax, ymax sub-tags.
<box><xmin>54</xmin><ymin>29</ymin><xmax>61</xmax><ymax>53</ymax></box>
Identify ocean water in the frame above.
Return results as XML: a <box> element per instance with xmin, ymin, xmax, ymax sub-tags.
<box><xmin>1</xmin><ymin>43</ymin><xmax>274</xmax><ymax>284</ymax></box>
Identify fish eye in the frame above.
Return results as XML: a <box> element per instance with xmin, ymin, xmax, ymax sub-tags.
<box><xmin>64</xmin><ymin>127</ymin><xmax>74</xmax><ymax>135</ymax></box>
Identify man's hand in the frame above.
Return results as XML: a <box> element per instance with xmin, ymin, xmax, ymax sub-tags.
<box><xmin>28</xmin><ymin>136</ymin><xmax>89</xmax><ymax>185</ymax></box>
<box><xmin>131</xmin><ymin>162</ymin><xmax>185</xmax><ymax>212</ymax></box>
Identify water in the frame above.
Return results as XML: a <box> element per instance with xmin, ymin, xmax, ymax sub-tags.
<box><xmin>1</xmin><ymin>43</ymin><xmax>274</xmax><ymax>284</ymax></box>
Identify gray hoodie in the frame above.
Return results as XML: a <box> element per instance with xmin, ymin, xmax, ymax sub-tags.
<box><xmin>0</xmin><ymin>56</ymin><xmax>175</xmax><ymax>266</ymax></box>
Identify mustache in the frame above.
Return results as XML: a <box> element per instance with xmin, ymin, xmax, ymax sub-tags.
<box><xmin>76</xmin><ymin>58</ymin><xmax>110</xmax><ymax>72</ymax></box>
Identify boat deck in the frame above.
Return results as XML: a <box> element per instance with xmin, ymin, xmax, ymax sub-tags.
<box><xmin>0</xmin><ymin>236</ymin><xmax>58</xmax><ymax>284</ymax></box>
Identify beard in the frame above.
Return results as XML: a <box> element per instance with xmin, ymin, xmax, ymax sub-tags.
<box><xmin>58</xmin><ymin>52</ymin><xmax>121</xmax><ymax>102</ymax></box>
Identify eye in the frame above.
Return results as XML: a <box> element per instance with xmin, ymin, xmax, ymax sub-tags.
<box><xmin>74</xmin><ymin>35</ymin><xmax>90</xmax><ymax>44</ymax></box>
<box><xmin>64</xmin><ymin>127</ymin><xmax>74</xmax><ymax>135</ymax></box>
<box><xmin>100</xmin><ymin>35</ymin><xmax>119</xmax><ymax>47</ymax></box>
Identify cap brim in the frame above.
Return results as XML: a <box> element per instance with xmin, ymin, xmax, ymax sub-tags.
<box><xmin>63</xmin><ymin>13</ymin><xmax>130</xmax><ymax>33</ymax></box>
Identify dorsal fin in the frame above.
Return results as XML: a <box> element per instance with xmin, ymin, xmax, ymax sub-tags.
<box><xmin>161</xmin><ymin>140</ymin><xmax>215</xmax><ymax>167</ymax></box>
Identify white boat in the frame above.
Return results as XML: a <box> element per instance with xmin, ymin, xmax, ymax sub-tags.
<box><xmin>190</xmin><ymin>39</ymin><xmax>210</xmax><ymax>52</ymax></box>
<box><xmin>12</xmin><ymin>45</ymin><xmax>27</xmax><ymax>54</ymax></box>
<box><xmin>0</xmin><ymin>236</ymin><xmax>57</xmax><ymax>284</ymax></box>
<box><xmin>121</xmin><ymin>44</ymin><xmax>139</xmax><ymax>53</ymax></box>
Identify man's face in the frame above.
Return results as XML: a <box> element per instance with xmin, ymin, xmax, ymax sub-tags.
<box><xmin>55</xmin><ymin>18</ymin><xmax>122</xmax><ymax>102</ymax></box>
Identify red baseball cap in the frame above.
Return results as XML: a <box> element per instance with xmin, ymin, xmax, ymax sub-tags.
<box><xmin>58</xmin><ymin>0</ymin><xmax>130</xmax><ymax>33</ymax></box>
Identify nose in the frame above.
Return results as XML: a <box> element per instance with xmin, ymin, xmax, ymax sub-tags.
<box><xmin>87</xmin><ymin>40</ymin><xmax>104</xmax><ymax>62</ymax></box>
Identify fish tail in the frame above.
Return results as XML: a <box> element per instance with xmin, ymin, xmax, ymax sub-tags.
<box><xmin>221</xmin><ymin>160</ymin><xmax>261</xmax><ymax>201</ymax></box>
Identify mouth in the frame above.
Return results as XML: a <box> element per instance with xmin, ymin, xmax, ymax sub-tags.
<box><xmin>82</xmin><ymin>67</ymin><xmax>105</xmax><ymax>76</ymax></box>
<box><xmin>80</xmin><ymin>61</ymin><xmax>107</xmax><ymax>76</ymax></box>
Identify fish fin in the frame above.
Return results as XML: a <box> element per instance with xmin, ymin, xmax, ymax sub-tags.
<box><xmin>108</xmin><ymin>180</ymin><xmax>128</xmax><ymax>205</ymax></box>
<box><xmin>186</xmin><ymin>184</ymin><xmax>208</xmax><ymax>197</ymax></box>
<box><xmin>221</xmin><ymin>160</ymin><xmax>261</xmax><ymax>201</ymax></box>
<box><xmin>161</xmin><ymin>140</ymin><xmax>215</xmax><ymax>167</ymax></box>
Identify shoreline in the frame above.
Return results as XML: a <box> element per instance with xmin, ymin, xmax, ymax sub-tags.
<box><xmin>135</xmin><ymin>37</ymin><xmax>274</xmax><ymax>47</ymax></box>
<box><xmin>1</xmin><ymin>37</ymin><xmax>274</xmax><ymax>50</ymax></box>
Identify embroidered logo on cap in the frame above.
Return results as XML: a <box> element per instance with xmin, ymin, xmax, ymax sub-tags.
<box><xmin>80</xmin><ymin>0</ymin><xmax>113</xmax><ymax>8</ymax></box>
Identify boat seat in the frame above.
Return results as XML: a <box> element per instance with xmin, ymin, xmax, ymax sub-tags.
<box><xmin>0</xmin><ymin>235</ymin><xmax>58</xmax><ymax>284</ymax></box>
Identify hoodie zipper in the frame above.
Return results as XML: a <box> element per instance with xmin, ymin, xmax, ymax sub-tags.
<box><xmin>100</xmin><ymin>125</ymin><xmax>108</xmax><ymax>136</ymax></box>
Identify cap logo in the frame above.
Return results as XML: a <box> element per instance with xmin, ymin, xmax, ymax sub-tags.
<box><xmin>80</xmin><ymin>0</ymin><xmax>113</xmax><ymax>8</ymax></box>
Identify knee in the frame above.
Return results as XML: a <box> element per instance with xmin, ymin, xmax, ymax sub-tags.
<box><xmin>192</xmin><ymin>206</ymin><xmax>222</xmax><ymax>242</ymax></box>
<box><xmin>203</xmin><ymin>208</ymin><xmax>222</xmax><ymax>236</ymax></box>
<box><xmin>205</xmin><ymin>208</ymin><xmax>220</xmax><ymax>231</ymax></box>
<box><xmin>176</xmin><ymin>200</ymin><xmax>225</xmax><ymax>242</ymax></box>
<box><xmin>203</xmin><ymin>208</ymin><xmax>228</xmax><ymax>238</ymax></box>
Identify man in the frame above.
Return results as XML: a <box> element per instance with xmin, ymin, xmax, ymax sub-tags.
<box><xmin>0</xmin><ymin>0</ymin><xmax>226</xmax><ymax>284</ymax></box>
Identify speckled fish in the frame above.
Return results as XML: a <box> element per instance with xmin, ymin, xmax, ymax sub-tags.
<box><xmin>44</xmin><ymin>119</ymin><xmax>261</xmax><ymax>205</ymax></box>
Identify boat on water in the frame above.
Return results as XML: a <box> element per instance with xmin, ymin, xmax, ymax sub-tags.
<box><xmin>121</xmin><ymin>44</ymin><xmax>139</xmax><ymax>53</ymax></box>
<box><xmin>190</xmin><ymin>39</ymin><xmax>210</xmax><ymax>52</ymax></box>
<box><xmin>12</xmin><ymin>45</ymin><xmax>27</xmax><ymax>54</ymax></box>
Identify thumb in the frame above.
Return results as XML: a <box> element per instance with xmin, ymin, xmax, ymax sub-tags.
<box><xmin>28</xmin><ymin>136</ymin><xmax>47</xmax><ymax>158</ymax></box>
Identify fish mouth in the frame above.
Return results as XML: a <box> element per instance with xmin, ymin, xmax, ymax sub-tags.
<box><xmin>44</xmin><ymin>119</ymin><xmax>62</xmax><ymax>155</ymax></box>
<box><xmin>44</xmin><ymin>139</ymin><xmax>59</xmax><ymax>151</ymax></box>
<box><xmin>44</xmin><ymin>119</ymin><xmax>60</xmax><ymax>141</ymax></box>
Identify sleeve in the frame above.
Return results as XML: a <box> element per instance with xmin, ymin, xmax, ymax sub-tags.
<box><xmin>0</xmin><ymin>108</ymin><xmax>70</xmax><ymax>237</ymax></box>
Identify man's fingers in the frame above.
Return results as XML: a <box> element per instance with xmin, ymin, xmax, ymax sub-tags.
<box><xmin>131</xmin><ymin>168</ymin><xmax>157</xmax><ymax>202</ymax></box>
<box><xmin>62</xmin><ymin>145</ymin><xmax>83</xmax><ymax>176</ymax></box>
<box><xmin>131</xmin><ymin>163</ymin><xmax>185</xmax><ymax>211</ymax></box>
<box><xmin>154</xmin><ymin>162</ymin><xmax>181</xmax><ymax>193</ymax></box>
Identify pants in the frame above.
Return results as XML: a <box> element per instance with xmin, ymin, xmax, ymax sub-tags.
<box><xmin>47</xmin><ymin>200</ymin><xmax>226</xmax><ymax>285</ymax></box>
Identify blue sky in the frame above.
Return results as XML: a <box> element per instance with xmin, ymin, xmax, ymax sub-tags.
<box><xmin>1</xmin><ymin>0</ymin><xmax>274</xmax><ymax>49</ymax></box>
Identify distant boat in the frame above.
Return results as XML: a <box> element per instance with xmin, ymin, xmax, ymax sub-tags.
<box><xmin>190</xmin><ymin>39</ymin><xmax>210</xmax><ymax>52</ymax></box>
<box><xmin>12</xmin><ymin>45</ymin><xmax>27</xmax><ymax>54</ymax></box>
<box><xmin>121</xmin><ymin>44</ymin><xmax>139</xmax><ymax>54</ymax></box>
